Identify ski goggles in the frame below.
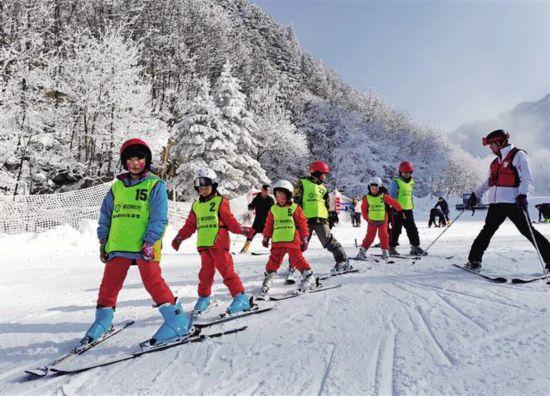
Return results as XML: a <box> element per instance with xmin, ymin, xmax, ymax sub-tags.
<box><xmin>482</xmin><ymin>134</ymin><xmax>509</xmax><ymax>146</ymax></box>
<box><xmin>194</xmin><ymin>177</ymin><xmax>213</xmax><ymax>187</ymax></box>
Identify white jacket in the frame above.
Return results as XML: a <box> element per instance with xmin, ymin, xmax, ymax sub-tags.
<box><xmin>474</xmin><ymin>145</ymin><xmax>533</xmax><ymax>204</ymax></box>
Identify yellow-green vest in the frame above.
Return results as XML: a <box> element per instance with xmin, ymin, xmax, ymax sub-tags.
<box><xmin>395</xmin><ymin>177</ymin><xmax>414</xmax><ymax>210</ymax></box>
<box><xmin>192</xmin><ymin>196</ymin><xmax>222</xmax><ymax>247</ymax></box>
<box><xmin>105</xmin><ymin>177</ymin><xmax>160</xmax><ymax>256</ymax></box>
<box><xmin>301</xmin><ymin>178</ymin><xmax>328</xmax><ymax>219</ymax></box>
<box><xmin>366</xmin><ymin>193</ymin><xmax>386</xmax><ymax>221</ymax></box>
<box><xmin>271</xmin><ymin>203</ymin><xmax>298</xmax><ymax>242</ymax></box>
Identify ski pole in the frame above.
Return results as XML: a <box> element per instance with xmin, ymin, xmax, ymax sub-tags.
<box><xmin>522</xmin><ymin>208</ymin><xmax>550</xmax><ymax>284</ymax></box>
<box><xmin>413</xmin><ymin>210</ymin><xmax>465</xmax><ymax>263</ymax></box>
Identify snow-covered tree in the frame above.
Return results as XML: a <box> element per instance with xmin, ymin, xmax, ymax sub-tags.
<box><xmin>172</xmin><ymin>77</ymin><xmax>267</xmax><ymax>198</ymax></box>
<box><xmin>249</xmin><ymin>85</ymin><xmax>308</xmax><ymax>181</ymax></box>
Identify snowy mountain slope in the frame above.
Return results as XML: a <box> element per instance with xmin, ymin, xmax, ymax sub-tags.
<box><xmin>1</xmin><ymin>203</ymin><xmax>549</xmax><ymax>395</ymax></box>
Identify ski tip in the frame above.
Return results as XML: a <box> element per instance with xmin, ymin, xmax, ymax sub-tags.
<box><xmin>25</xmin><ymin>368</ymin><xmax>48</xmax><ymax>377</ymax></box>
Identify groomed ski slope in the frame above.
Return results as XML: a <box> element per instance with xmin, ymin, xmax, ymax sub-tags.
<box><xmin>1</xmin><ymin>199</ymin><xmax>549</xmax><ymax>395</ymax></box>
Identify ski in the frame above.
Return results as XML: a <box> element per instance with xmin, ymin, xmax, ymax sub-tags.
<box><xmin>511</xmin><ymin>275</ymin><xmax>549</xmax><ymax>284</ymax></box>
<box><xmin>452</xmin><ymin>264</ymin><xmax>507</xmax><ymax>283</ymax></box>
<box><xmin>316</xmin><ymin>268</ymin><xmax>360</xmax><ymax>280</ymax></box>
<box><xmin>193</xmin><ymin>305</ymin><xmax>273</xmax><ymax>328</ymax></box>
<box><xmin>49</xmin><ymin>326</ymin><xmax>247</xmax><ymax>375</ymax></box>
<box><xmin>250</xmin><ymin>252</ymin><xmax>269</xmax><ymax>256</ymax></box>
<box><xmin>269</xmin><ymin>283</ymin><xmax>342</xmax><ymax>301</ymax></box>
<box><xmin>191</xmin><ymin>300</ymin><xmax>220</xmax><ymax>319</ymax></box>
<box><xmin>350</xmin><ymin>256</ymin><xmax>395</xmax><ymax>264</ymax></box>
<box><xmin>25</xmin><ymin>320</ymin><xmax>135</xmax><ymax>377</ymax></box>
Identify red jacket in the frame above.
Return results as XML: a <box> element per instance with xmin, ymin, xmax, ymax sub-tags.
<box><xmin>176</xmin><ymin>195</ymin><xmax>243</xmax><ymax>251</ymax></box>
<box><xmin>488</xmin><ymin>147</ymin><xmax>522</xmax><ymax>188</ymax></box>
<box><xmin>361</xmin><ymin>193</ymin><xmax>402</xmax><ymax>223</ymax></box>
<box><xmin>263</xmin><ymin>204</ymin><xmax>309</xmax><ymax>249</ymax></box>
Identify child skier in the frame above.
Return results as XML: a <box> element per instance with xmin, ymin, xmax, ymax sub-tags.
<box><xmin>294</xmin><ymin>161</ymin><xmax>350</xmax><ymax>275</ymax></box>
<box><xmin>260</xmin><ymin>180</ymin><xmax>315</xmax><ymax>297</ymax></box>
<box><xmin>388</xmin><ymin>161</ymin><xmax>427</xmax><ymax>256</ymax></box>
<box><xmin>171</xmin><ymin>167</ymin><xmax>253</xmax><ymax>316</ymax></box>
<box><xmin>85</xmin><ymin>138</ymin><xmax>190</xmax><ymax>346</ymax></box>
<box><xmin>356</xmin><ymin>177</ymin><xmax>403</xmax><ymax>261</ymax></box>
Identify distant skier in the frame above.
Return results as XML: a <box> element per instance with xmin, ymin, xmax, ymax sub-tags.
<box><xmin>240</xmin><ymin>184</ymin><xmax>274</xmax><ymax>253</ymax></box>
<box><xmin>328</xmin><ymin>189</ymin><xmax>342</xmax><ymax>229</ymax></box>
<box><xmin>294</xmin><ymin>161</ymin><xmax>350</xmax><ymax>274</ymax></box>
<box><xmin>171</xmin><ymin>167</ymin><xmax>253</xmax><ymax>315</ymax></box>
<box><xmin>434</xmin><ymin>196</ymin><xmax>450</xmax><ymax>224</ymax></box>
<box><xmin>388</xmin><ymin>161</ymin><xmax>427</xmax><ymax>256</ymax></box>
<box><xmin>464</xmin><ymin>130</ymin><xmax>550</xmax><ymax>272</ymax></box>
<box><xmin>353</xmin><ymin>197</ymin><xmax>362</xmax><ymax>227</ymax></box>
<box><xmin>259</xmin><ymin>180</ymin><xmax>315</xmax><ymax>298</ymax></box>
<box><xmin>84</xmin><ymin>139</ymin><xmax>190</xmax><ymax>346</ymax></box>
<box><xmin>535</xmin><ymin>203</ymin><xmax>550</xmax><ymax>223</ymax></box>
<box><xmin>428</xmin><ymin>207</ymin><xmax>446</xmax><ymax>228</ymax></box>
<box><xmin>355</xmin><ymin>177</ymin><xmax>403</xmax><ymax>262</ymax></box>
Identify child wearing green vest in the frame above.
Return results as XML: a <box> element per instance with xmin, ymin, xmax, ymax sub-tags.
<box><xmin>355</xmin><ymin>177</ymin><xmax>403</xmax><ymax>261</ymax></box>
<box><xmin>85</xmin><ymin>139</ymin><xmax>190</xmax><ymax>347</ymax></box>
<box><xmin>388</xmin><ymin>161</ymin><xmax>426</xmax><ymax>256</ymax></box>
<box><xmin>259</xmin><ymin>180</ymin><xmax>314</xmax><ymax>298</ymax></box>
<box><xmin>171</xmin><ymin>167</ymin><xmax>253</xmax><ymax>316</ymax></box>
<box><xmin>294</xmin><ymin>161</ymin><xmax>350</xmax><ymax>275</ymax></box>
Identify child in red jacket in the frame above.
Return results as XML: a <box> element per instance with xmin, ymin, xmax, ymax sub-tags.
<box><xmin>171</xmin><ymin>168</ymin><xmax>252</xmax><ymax>316</ymax></box>
<box><xmin>259</xmin><ymin>180</ymin><xmax>314</xmax><ymax>298</ymax></box>
<box><xmin>356</xmin><ymin>177</ymin><xmax>403</xmax><ymax>262</ymax></box>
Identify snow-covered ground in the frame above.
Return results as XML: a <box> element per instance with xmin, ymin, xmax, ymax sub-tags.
<box><xmin>1</xmin><ymin>199</ymin><xmax>550</xmax><ymax>395</ymax></box>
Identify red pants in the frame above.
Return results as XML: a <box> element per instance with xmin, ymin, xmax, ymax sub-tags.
<box><xmin>198</xmin><ymin>249</ymin><xmax>244</xmax><ymax>298</ymax></box>
<box><xmin>362</xmin><ymin>222</ymin><xmax>389</xmax><ymax>250</ymax></box>
<box><xmin>266</xmin><ymin>247</ymin><xmax>311</xmax><ymax>272</ymax></box>
<box><xmin>97</xmin><ymin>257</ymin><xmax>175</xmax><ymax>307</ymax></box>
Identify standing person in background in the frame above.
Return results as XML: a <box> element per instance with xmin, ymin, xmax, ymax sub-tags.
<box><xmin>85</xmin><ymin>139</ymin><xmax>190</xmax><ymax>347</ymax></box>
<box><xmin>294</xmin><ymin>161</ymin><xmax>350</xmax><ymax>275</ymax></box>
<box><xmin>354</xmin><ymin>197</ymin><xmax>362</xmax><ymax>227</ymax></box>
<box><xmin>240</xmin><ymin>184</ymin><xmax>274</xmax><ymax>253</ymax></box>
<box><xmin>388</xmin><ymin>161</ymin><xmax>427</xmax><ymax>256</ymax></box>
<box><xmin>328</xmin><ymin>189</ymin><xmax>342</xmax><ymax>229</ymax></box>
<box><xmin>464</xmin><ymin>130</ymin><xmax>550</xmax><ymax>272</ymax></box>
<box><xmin>435</xmin><ymin>196</ymin><xmax>450</xmax><ymax>224</ymax></box>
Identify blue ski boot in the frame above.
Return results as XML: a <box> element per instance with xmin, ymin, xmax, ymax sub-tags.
<box><xmin>151</xmin><ymin>300</ymin><xmax>191</xmax><ymax>345</ymax></box>
<box><xmin>83</xmin><ymin>307</ymin><xmax>114</xmax><ymax>343</ymax></box>
<box><xmin>192</xmin><ymin>296</ymin><xmax>211</xmax><ymax>316</ymax></box>
<box><xmin>226</xmin><ymin>293</ymin><xmax>252</xmax><ymax>314</ymax></box>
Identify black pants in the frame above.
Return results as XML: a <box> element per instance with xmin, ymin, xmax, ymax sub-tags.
<box><xmin>429</xmin><ymin>212</ymin><xmax>446</xmax><ymax>227</ymax></box>
<box><xmin>390</xmin><ymin>209</ymin><xmax>419</xmax><ymax>247</ymax></box>
<box><xmin>468</xmin><ymin>203</ymin><xmax>550</xmax><ymax>264</ymax></box>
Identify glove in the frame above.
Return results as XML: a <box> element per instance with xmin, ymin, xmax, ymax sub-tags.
<box><xmin>99</xmin><ymin>240</ymin><xmax>108</xmax><ymax>263</ymax></box>
<box><xmin>300</xmin><ymin>237</ymin><xmax>309</xmax><ymax>252</ymax></box>
<box><xmin>141</xmin><ymin>242</ymin><xmax>155</xmax><ymax>261</ymax></box>
<box><xmin>262</xmin><ymin>237</ymin><xmax>270</xmax><ymax>248</ymax></box>
<box><xmin>466</xmin><ymin>192</ymin><xmax>477</xmax><ymax>209</ymax></box>
<box><xmin>171</xmin><ymin>234</ymin><xmax>183</xmax><ymax>251</ymax></box>
<box><xmin>516</xmin><ymin>194</ymin><xmax>528</xmax><ymax>211</ymax></box>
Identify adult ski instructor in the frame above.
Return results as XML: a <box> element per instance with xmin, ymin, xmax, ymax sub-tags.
<box><xmin>294</xmin><ymin>161</ymin><xmax>350</xmax><ymax>274</ymax></box>
<box><xmin>465</xmin><ymin>129</ymin><xmax>550</xmax><ymax>272</ymax></box>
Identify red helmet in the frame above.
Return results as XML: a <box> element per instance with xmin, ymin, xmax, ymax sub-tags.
<box><xmin>398</xmin><ymin>160</ymin><xmax>414</xmax><ymax>173</ymax></box>
<box><xmin>482</xmin><ymin>129</ymin><xmax>509</xmax><ymax>146</ymax></box>
<box><xmin>120</xmin><ymin>138</ymin><xmax>152</xmax><ymax>170</ymax></box>
<box><xmin>309</xmin><ymin>161</ymin><xmax>330</xmax><ymax>174</ymax></box>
